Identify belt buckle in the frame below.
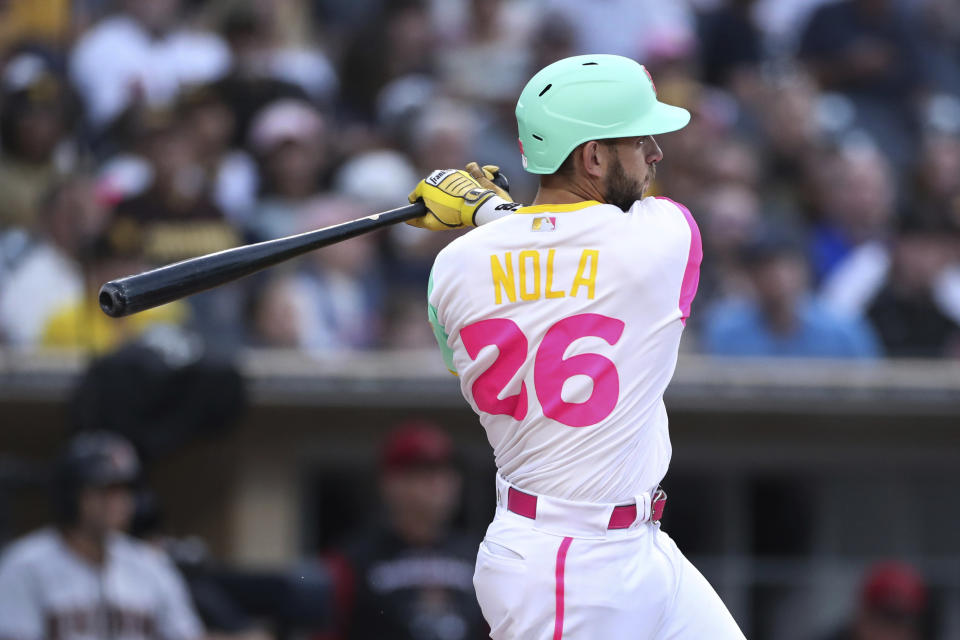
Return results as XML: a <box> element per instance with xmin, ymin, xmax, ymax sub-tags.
<box><xmin>650</xmin><ymin>488</ymin><xmax>667</xmax><ymax>524</ymax></box>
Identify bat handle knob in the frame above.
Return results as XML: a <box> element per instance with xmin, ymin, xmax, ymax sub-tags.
<box><xmin>491</xmin><ymin>170</ymin><xmax>510</xmax><ymax>193</ymax></box>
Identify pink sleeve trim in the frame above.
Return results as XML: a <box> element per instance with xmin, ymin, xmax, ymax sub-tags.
<box><xmin>655</xmin><ymin>197</ymin><xmax>702</xmax><ymax>326</ymax></box>
<box><xmin>553</xmin><ymin>537</ymin><xmax>573</xmax><ymax>640</ymax></box>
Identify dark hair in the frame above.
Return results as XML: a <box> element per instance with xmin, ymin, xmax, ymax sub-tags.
<box><xmin>740</xmin><ymin>228</ymin><xmax>807</xmax><ymax>267</ymax></box>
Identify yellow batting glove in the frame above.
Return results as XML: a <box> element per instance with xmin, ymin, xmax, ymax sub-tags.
<box><xmin>407</xmin><ymin>169</ymin><xmax>497</xmax><ymax>230</ymax></box>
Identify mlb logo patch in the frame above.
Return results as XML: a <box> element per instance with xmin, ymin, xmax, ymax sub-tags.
<box><xmin>532</xmin><ymin>216</ymin><xmax>557</xmax><ymax>232</ymax></box>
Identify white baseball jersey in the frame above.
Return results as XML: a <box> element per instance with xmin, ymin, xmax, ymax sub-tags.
<box><xmin>0</xmin><ymin>528</ymin><xmax>204</xmax><ymax>640</ymax></box>
<box><xmin>428</xmin><ymin>197</ymin><xmax>701</xmax><ymax>504</ymax></box>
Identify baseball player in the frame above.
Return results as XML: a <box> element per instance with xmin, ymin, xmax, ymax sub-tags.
<box><xmin>406</xmin><ymin>55</ymin><xmax>746</xmax><ymax>638</ymax></box>
<box><xmin>0</xmin><ymin>431</ymin><xmax>205</xmax><ymax>640</ymax></box>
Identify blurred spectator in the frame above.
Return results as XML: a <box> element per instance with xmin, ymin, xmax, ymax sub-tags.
<box><xmin>247</xmin><ymin>99</ymin><xmax>329</xmax><ymax>241</ymax></box>
<box><xmin>809</xmin><ymin>147</ymin><xmax>897</xmax><ymax>283</ymax></box>
<box><xmin>818</xmin><ymin>142</ymin><xmax>960</xmax><ymax>357</ymax></box>
<box><xmin>912</xmin><ymin>0</ymin><xmax>960</xmax><ymax>97</ymax></box>
<box><xmin>527</xmin><ymin>10</ymin><xmax>577</xmax><ymax>75</ymax></box>
<box><xmin>107</xmin><ymin>104</ymin><xmax>250</xmax><ymax>349</ymax></box>
<box><xmin>799</xmin><ymin>0</ymin><xmax>925</xmax><ymax>97</ymax></box>
<box><xmin>0</xmin><ymin>177</ymin><xmax>109</xmax><ymax>346</ymax></box>
<box><xmin>913</xmin><ymin>130</ymin><xmax>960</xmax><ymax>231</ymax></box>
<box><xmin>863</xmin><ymin>219</ymin><xmax>960</xmax><ymax>358</ymax></box>
<box><xmin>178</xmin><ymin>84</ymin><xmax>258</xmax><ymax>223</ymax></box>
<box><xmin>208</xmin><ymin>0</ymin><xmax>337</xmax><ymax>106</ymax></box>
<box><xmin>437</xmin><ymin>0</ymin><xmax>534</xmax><ymax>105</ymax></box>
<box><xmin>697</xmin><ymin>0</ymin><xmax>762</xmax><ymax>92</ymax></box>
<box><xmin>213</xmin><ymin>0</ymin><xmax>333</xmax><ymax>149</ymax></box>
<box><xmin>339</xmin><ymin>0</ymin><xmax>434</xmax><ymax>124</ymax></box>
<box><xmin>312</xmin><ymin>0</ymin><xmax>381</xmax><ymax>41</ymax></box>
<box><xmin>254</xmin><ymin>198</ymin><xmax>383</xmax><ymax>352</ymax></box>
<box><xmin>40</xmin><ymin>225</ymin><xmax>188</xmax><ymax>353</ymax></box>
<box><xmin>407</xmin><ymin>99</ymin><xmax>476</xmax><ymax>179</ymax></box>
<box><xmin>644</xmin><ymin>77</ymin><xmax>726</xmax><ymax>204</ymax></box>
<box><xmin>754</xmin><ymin>72</ymin><xmax>826</xmax><ymax>219</ymax></box>
<box><xmin>708</xmin><ymin>135</ymin><xmax>762</xmax><ymax>191</ymax></box>
<box><xmin>544</xmin><ymin>0</ymin><xmax>695</xmax><ymax>62</ymax></box>
<box><xmin>381</xmin><ymin>293</ymin><xmax>437</xmax><ymax>350</ymax></box>
<box><xmin>70</xmin><ymin>0</ymin><xmax>231</xmax><ymax>135</ymax></box>
<box><xmin>820</xmin><ymin>561</ymin><xmax>929</xmax><ymax>640</ymax></box>
<box><xmin>0</xmin><ymin>431</ymin><xmax>207</xmax><ymax>640</ymax></box>
<box><xmin>245</xmin><ymin>273</ymin><xmax>308</xmax><ymax>348</ymax></box>
<box><xmin>324</xmin><ymin>421</ymin><xmax>485</xmax><ymax>640</ymax></box>
<box><xmin>693</xmin><ymin>182</ymin><xmax>762</xmax><ymax>312</ymax></box>
<box><xmin>111</xmin><ymin>109</ymin><xmax>239</xmax><ymax>265</ymax></box>
<box><xmin>374</xmin><ymin>73</ymin><xmax>439</xmax><ymax>152</ymax></box>
<box><xmin>797</xmin><ymin>0</ymin><xmax>926</xmax><ymax>165</ymax></box>
<box><xmin>334</xmin><ymin>149</ymin><xmax>420</xmax><ymax>214</ymax></box>
<box><xmin>0</xmin><ymin>0</ymin><xmax>72</xmax><ymax>51</ymax></box>
<box><xmin>703</xmin><ymin>233</ymin><xmax>880</xmax><ymax>358</ymax></box>
<box><xmin>0</xmin><ymin>53</ymin><xmax>76</xmax><ymax>231</ymax></box>
<box><xmin>335</xmin><ymin>150</ymin><xmax>432</xmax><ymax>348</ymax></box>
<box><xmin>751</xmin><ymin>0</ymin><xmax>834</xmax><ymax>56</ymax></box>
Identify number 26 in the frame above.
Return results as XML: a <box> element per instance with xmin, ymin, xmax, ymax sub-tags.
<box><xmin>460</xmin><ymin>313</ymin><xmax>625</xmax><ymax>427</ymax></box>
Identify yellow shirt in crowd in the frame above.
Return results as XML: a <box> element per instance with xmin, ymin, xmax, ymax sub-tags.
<box><xmin>0</xmin><ymin>0</ymin><xmax>71</xmax><ymax>49</ymax></box>
<box><xmin>41</xmin><ymin>297</ymin><xmax>188</xmax><ymax>354</ymax></box>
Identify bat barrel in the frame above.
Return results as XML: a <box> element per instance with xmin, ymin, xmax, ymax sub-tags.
<box><xmin>98</xmin><ymin>202</ymin><xmax>428</xmax><ymax>318</ymax></box>
<box><xmin>97</xmin><ymin>169</ymin><xmax>508</xmax><ymax>318</ymax></box>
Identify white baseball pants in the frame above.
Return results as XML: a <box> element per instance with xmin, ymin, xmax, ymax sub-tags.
<box><xmin>473</xmin><ymin>479</ymin><xmax>746</xmax><ymax>639</ymax></box>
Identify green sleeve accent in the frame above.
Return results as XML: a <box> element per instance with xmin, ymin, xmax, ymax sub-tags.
<box><xmin>428</xmin><ymin>269</ymin><xmax>457</xmax><ymax>375</ymax></box>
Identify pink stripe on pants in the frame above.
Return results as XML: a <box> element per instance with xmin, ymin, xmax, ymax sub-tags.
<box><xmin>553</xmin><ymin>537</ymin><xmax>573</xmax><ymax>639</ymax></box>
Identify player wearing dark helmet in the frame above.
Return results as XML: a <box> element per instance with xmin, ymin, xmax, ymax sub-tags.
<box><xmin>0</xmin><ymin>431</ymin><xmax>205</xmax><ymax>640</ymax></box>
<box><xmin>54</xmin><ymin>430</ymin><xmax>142</xmax><ymax>534</ymax></box>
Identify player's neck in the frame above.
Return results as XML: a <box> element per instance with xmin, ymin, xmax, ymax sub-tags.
<box><xmin>62</xmin><ymin>527</ymin><xmax>108</xmax><ymax>565</ymax></box>
<box><xmin>532</xmin><ymin>176</ymin><xmax>606</xmax><ymax>207</ymax></box>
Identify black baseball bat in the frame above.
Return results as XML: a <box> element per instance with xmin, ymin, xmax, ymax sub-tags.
<box><xmin>99</xmin><ymin>171</ymin><xmax>509</xmax><ymax>318</ymax></box>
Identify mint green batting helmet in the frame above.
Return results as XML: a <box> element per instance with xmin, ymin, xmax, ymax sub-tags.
<box><xmin>515</xmin><ymin>54</ymin><xmax>691</xmax><ymax>174</ymax></box>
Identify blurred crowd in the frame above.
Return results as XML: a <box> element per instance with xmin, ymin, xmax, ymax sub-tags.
<box><xmin>0</xmin><ymin>0</ymin><xmax>959</xmax><ymax>358</ymax></box>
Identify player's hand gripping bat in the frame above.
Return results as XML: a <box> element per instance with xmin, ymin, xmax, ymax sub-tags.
<box><xmin>98</xmin><ymin>171</ymin><xmax>509</xmax><ymax>318</ymax></box>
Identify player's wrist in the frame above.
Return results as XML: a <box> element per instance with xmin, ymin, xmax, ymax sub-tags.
<box><xmin>472</xmin><ymin>194</ymin><xmax>523</xmax><ymax>226</ymax></box>
<box><xmin>462</xmin><ymin>188</ymin><xmax>494</xmax><ymax>226</ymax></box>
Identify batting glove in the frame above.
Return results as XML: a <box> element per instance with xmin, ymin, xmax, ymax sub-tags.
<box><xmin>407</xmin><ymin>169</ymin><xmax>492</xmax><ymax>229</ymax></box>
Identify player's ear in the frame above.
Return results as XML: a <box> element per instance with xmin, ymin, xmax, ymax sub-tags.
<box><xmin>580</xmin><ymin>141</ymin><xmax>605</xmax><ymax>179</ymax></box>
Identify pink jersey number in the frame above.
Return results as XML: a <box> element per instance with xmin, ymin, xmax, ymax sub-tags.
<box><xmin>461</xmin><ymin>318</ymin><xmax>529</xmax><ymax>420</ymax></box>
<box><xmin>460</xmin><ymin>314</ymin><xmax>625</xmax><ymax>427</ymax></box>
<box><xmin>534</xmin><ymin>314</ymin><xmax>625</xmax><ymax>427</ymax></box>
